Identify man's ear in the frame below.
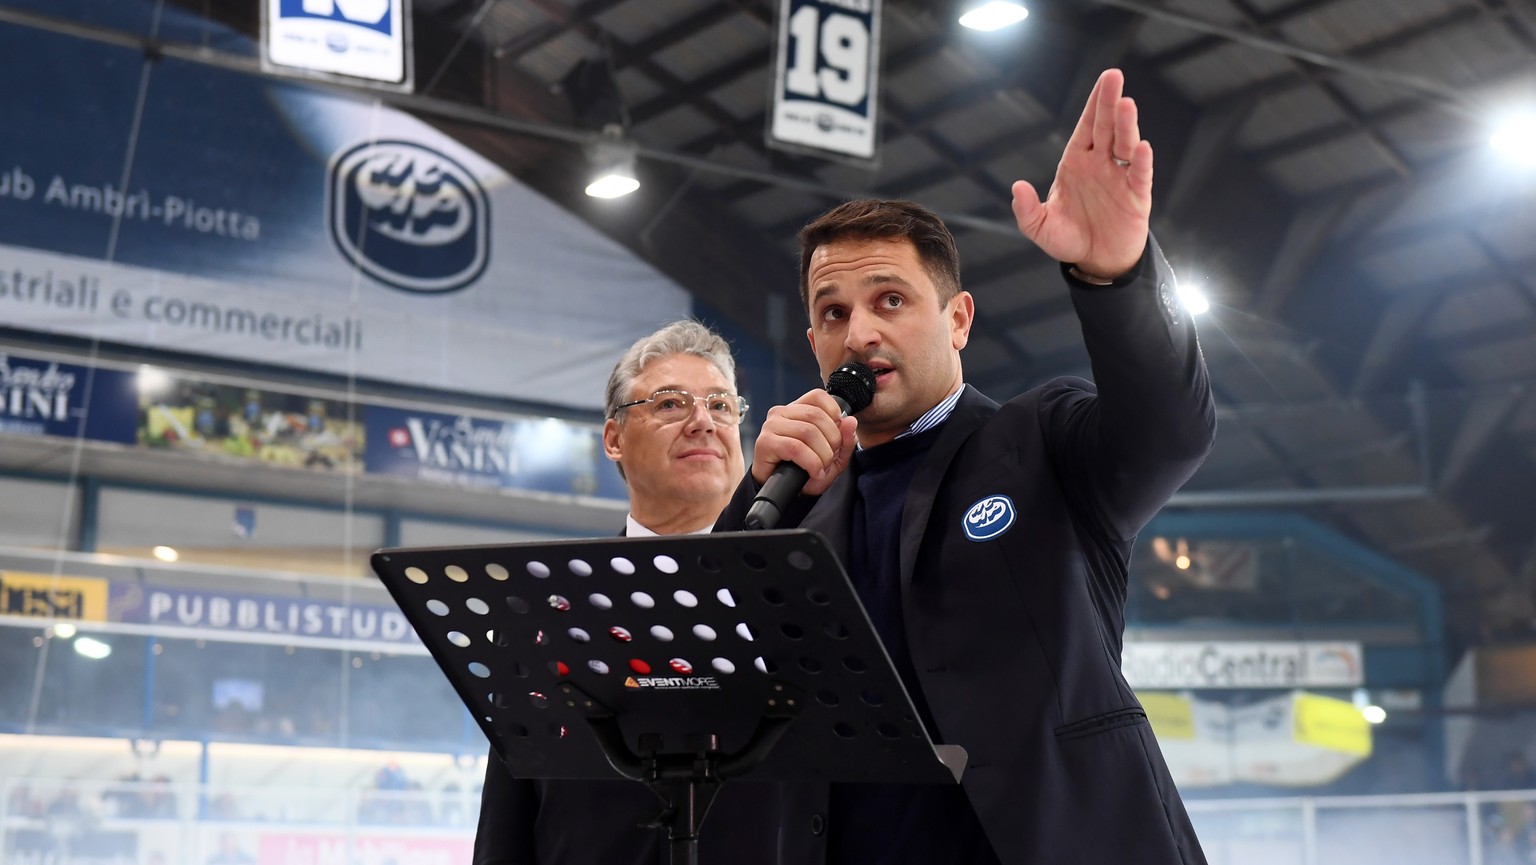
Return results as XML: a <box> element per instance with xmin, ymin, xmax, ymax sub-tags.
<box><xmin>602</xmin><ymin>418</ymin><xmax>623</xmax><ymax>464</ymax></box>
<box><xmin>806</xmin><ymin>325</ymin><xmax>816</xmax><ymax>354</ymax></box>
<box><xmin>949</xmin><ymin>291</ymin><xmax>975</xmax><ymax>351</ymax></box>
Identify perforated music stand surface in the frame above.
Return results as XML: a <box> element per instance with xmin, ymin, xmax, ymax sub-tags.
<box><xmin>370</xmin><ymin>529</ymin><xmax>963</xmax><ymax>787</ymax></box>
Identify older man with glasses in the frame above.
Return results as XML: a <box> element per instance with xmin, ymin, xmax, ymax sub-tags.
<box><xmin>472</xmin><ymin>319</ymin><xmax>777</xmax><ymax>865</ymax></box>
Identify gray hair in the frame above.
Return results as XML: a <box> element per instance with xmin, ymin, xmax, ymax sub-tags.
<box><xmin>603</xmin><ymin>319</ymin><xmax>739</xmax><ymax>421</ymax></box>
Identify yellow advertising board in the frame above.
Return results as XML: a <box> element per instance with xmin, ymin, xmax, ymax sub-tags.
<box><xmin>0</xmin><ymin>571</ymin><xmax>109</xmax><ymax>621</ymax></box>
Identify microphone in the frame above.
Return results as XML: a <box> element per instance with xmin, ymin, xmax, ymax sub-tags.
<box><xmin>743</xmin><ymin>361</ymin><xmax>875</xmax><ymax>531</ymax></box>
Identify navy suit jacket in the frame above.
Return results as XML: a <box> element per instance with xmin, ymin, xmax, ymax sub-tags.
<box><xmin>713</xmin><ymin>239</ymin><xmax>1216</xmax><ymax>865</ymax></box>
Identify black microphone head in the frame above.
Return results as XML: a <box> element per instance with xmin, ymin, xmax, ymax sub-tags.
<box><xmin>826</xmin><ymin>361</ymin><xmax>876</xmax><ymax>415</ymax></box>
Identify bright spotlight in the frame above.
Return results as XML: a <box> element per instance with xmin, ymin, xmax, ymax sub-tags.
<box><xmin>53</xmin><ymin>623</ymin><xmax>77</xmax><ymax>639</ymax></box>
<box><xmin>1362</xmin><ymin>705</ymin><xmax>1387</xmax><ymax>724</ymax></box>
<box><xmin>960</xmin><ymin>1</ymin><xmax>1030</xmax><ymax>31</ymax></box>
<box><xmin>1491</xmin><ymin>114</ymin><xmax>1536</xmax><ymax>166</ymax></box>
<box><xmin>584</xmin><ymin>173</ymin><xmax>641</xmax><ymax>199</ymax></box>
<box><xmin>1178</xmin><ymin>282</ymin><xmax>1211</xmax><ymax>315</ymax></box>
<box><xmin>74</xmin><ymin>637</ymin><xmax>112</xmax><ymax>660</ymax></box>
<box><xmin>137</xmin><ymin>365</ymin><xmax>172</xmax><ymax>395</ymax></box>
<box><xmin>1174</xmin><ymin>554</ymin><xmax>1191</xmax><ymax>570</ymax></box>
<box><xmin>152</xmin><ymin>545</ymin><xmax>180</xmax><ymax>563</ymax></box>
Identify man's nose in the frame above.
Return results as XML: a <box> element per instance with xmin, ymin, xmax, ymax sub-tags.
<box><xmin>682</xmin><ymin>398</ymin><xmax>717</xmax><ymax>432</ymax></box>
<box><xmin>844</xmin><ymin>307</ymin><xmax>882</xmax><ymax>352</ymax></box>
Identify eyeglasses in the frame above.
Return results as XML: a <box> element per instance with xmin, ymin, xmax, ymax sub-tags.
<box><xmin>615</xmin><ymin>389</ymin><xmax>749</xmax><ymax>425</ymax></box>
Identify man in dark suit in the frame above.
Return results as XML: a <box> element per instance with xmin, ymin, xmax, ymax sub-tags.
<box><xmin>473</xmin><ymin>319</ymin><xmax>780</xmax><ymax>864</ymax></box>
<box><xmin>716</xmin><ymin>68</ymin><xmax>1216</xmax><ymax>864</ymax></box>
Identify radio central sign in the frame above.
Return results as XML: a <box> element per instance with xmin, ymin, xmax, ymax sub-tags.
<box><xmin>1122</xmin><ymin>641</ymin><xmax>1364</xmax><ymax>689</ymax></box>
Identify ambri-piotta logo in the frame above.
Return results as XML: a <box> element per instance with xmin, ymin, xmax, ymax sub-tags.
<box><xmin>328</xmin><ymin>140</ymin><xmax>489</xmax><ymax>294</ymax></box>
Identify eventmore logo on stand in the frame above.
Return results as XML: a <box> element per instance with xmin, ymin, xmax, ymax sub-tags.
<box><xmin>328</xmin><ymin>140</ymin><xmax>490</xmax><ymax>294</ymax></box>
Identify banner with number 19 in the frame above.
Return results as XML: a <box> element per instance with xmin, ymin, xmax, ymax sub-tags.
<box><xmin>768</xmin><ymin>0</ymin><xmax>882</xmax><ymax>161</ymax></box>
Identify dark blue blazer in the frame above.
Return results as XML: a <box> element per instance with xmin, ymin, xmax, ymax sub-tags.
<box><xmin>712</xmin><ymin>239</ymin><xmax>1216</xmax><ymax>865</ymax></box>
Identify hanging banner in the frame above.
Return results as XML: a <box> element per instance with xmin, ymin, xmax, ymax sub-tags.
<box><xmin>264</xmin><ymin>0</ymin><xmax>413</xmax><ymax>88</ymax></box>
<box><xmin>768</xmin><ymin>0</ymin><xmax>882</xmax><ymax>160</ymax></box>
<box><xmin>0</xmin><ymin>25</ymin><xmax>691</xmax><ymax>411</ymax></box>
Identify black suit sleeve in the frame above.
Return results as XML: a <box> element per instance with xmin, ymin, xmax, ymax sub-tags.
<box><xmin>1044</xmin><ymin>234</ymin><xmax>1216</xmax><ymax>543</ymax></box>
<box><xmin>472</xmin><ymin>747</ymin><xmax>538</xmax><ymax>865</ymax></box>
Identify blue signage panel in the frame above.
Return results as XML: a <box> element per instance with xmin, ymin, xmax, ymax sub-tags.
<box><xmin>364</xmin><ymin>405</ymin><xmax>627</xmax><ymax>501</ymax></box>
<box><xmin>0</xmin><ymin>352</ymin><xmax>137</xmax><ymax>444</ymax></box>
<box><xmin>110</xmin><ymin>582</ymin><xmax>418</xmax><ymax>645</ymax></box>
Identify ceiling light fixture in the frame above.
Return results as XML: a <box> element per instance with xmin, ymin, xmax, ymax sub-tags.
<box><xmin>74</xmin><ymin>636</ymin><xmax>112</xmax><ymax>660</ymax></box>
<box><xmin>1491</xmin><ymin>113</ymin><xmax>1536</xmax><ymax>166</ymax></box>
<box><xmin>585</xmin><ymin>123</ymin><xmax>640</xmax><ymax>199</ymax></box>
<box><xmin>152</xmin><ymin>545</ymin><xmax>180</xmax><ymax>563</ymax></box>
<box><xmin>1361</xmin><ymin>705</ymin><xmax>1387</xmax><ymax>724</ymax></box>
<box><xmin>959</xmin><ymin>1</ymin><xmax>1030</xmax><ymax>32</ymax></box>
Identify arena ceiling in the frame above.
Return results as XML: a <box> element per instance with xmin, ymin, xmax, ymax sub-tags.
<box><xmin>10</xmin><ymin>0</ymin><xmax>1536</xmax><ymax>650</ymax></box>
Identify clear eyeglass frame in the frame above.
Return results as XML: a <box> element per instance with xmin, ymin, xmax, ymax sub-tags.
<box><xmin>615</xmin><ymin>389</ymin><xmax>749</xmax><ymax>425</ymax></box>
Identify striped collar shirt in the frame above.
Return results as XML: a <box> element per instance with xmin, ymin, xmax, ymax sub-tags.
<box><xmin>894</xmin><ymin>384</ymin><xmax>965</xmax><ymax>440</ymax></box>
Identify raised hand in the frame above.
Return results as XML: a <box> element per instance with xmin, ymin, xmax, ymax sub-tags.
<box><xmin>1010</xmin><ymin>68</ymin><xmax>1153</xmax><ymax>281</ymax></box>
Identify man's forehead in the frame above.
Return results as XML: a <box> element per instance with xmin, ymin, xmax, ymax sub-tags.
<box><xmin>633</xmin><ymin>353</ymin><xmax>730</xmax><ymax>390</ymax></box>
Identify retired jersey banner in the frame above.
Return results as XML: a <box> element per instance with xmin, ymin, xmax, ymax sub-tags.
<box><xmin>265</xmin><ymin>0</ymin><xmax>412</xmax><ymax>87</ymax></box>
<box><xmin>0</xmin><ymin>23</ymin><xmax>691</xmax><ymax>411</ymax></box>
<box><xmin>769</xmin><ymin>0</ymin><xmax>882</xmax><ymax>160</ymax></box>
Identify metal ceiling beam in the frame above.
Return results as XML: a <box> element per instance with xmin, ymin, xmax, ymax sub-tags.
<box><xmin>1162</xmin><ymin>101</ymin><xmax>1254</xmax><ymax>220</ymax></box>
<box><xmin>1349</xmin><ymin>289</ymin><xmax>1445</xmax><ymax>397</ymax></box>
<box><xmin>1438</xmin><ymin>390</ymin><xmax>1525</xmax><ymax>490</ymax></box>
<box><xmin>1090</xmin><ymin>0</ymin><xmax>1477</xmax><ymax>112</ymax></box>
<box><xmin>1252</xmin><ymin>200</ymin><xmax>1350</xmax><ymax>317</ymax></box>
<box><xmin>492</xmin><ymin>0</ymin><xmax>627</xmax><ymax>62</ymax></box>
<box><xmin>1145</xmin><ymin>0</ymin><xmax>1338</xmax><ymax>67</ymax></box>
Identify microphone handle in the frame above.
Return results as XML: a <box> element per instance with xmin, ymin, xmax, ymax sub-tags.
<box><xmin>741</xmin><ymin>395</ymin><xmax>852</xmax><ymax>531</ymax></box>
<box><xmin>743</xmin><ymin>462</ymin><xmax>809</xmax><ymax>531</ymax></box>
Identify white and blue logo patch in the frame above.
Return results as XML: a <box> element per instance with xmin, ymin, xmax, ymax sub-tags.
<box><xmin>329</xmin><ymin>140</ymin><xmax>490</xmax><ymax>294</ymax></box>
<box><xmin>962</xmin><ymin>494</ymin><xmax>1015</xmax><ymax>541</ymax></box>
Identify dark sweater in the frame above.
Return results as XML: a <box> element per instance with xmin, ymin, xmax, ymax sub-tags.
<box><xmin>827</xmin><ymin>425</ymin><xmax>1002</xmax><ymax>865</ymax></box>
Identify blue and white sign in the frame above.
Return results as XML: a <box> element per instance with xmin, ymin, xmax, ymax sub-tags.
<box><xmin>0</xmin><ymin>352</ymin><xmax>137</xmax><ymax>444</ymax></box>
<box><xmin>0</xmin><ymin>24</ymin><xmax>693</xmax><ymax>411</ymax></box>
<box><xmin>962</xmin><ymin>494</ymin><xmax>1015</xmax><ymax>542</ymax></box>
<box><xmin>266</xmin><ymin>0</ymin><xmax>411</xmax><ymax>86</ymax></box>
<box><xmin>110</xmin><ymin>582</ymin><xmax>418</xmax><ymax>646</ymax></box>
<box><xmin>364</xmin><ymin>405</ymin><xmax>628</xmax><ymax>501</ymax></box>
<box><xmin>769</xmin><ymin>0</ymin><xmax>882</xmax><ymax>160</ymax></box>
<box><xmin>329</xmin><ymin>140</ymin><xmax>490</xmax><ymax>293</ymax></box>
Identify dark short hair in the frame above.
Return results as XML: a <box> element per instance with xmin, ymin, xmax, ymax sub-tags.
<box><xmin>797</xmin><ymin>199</ymin><xmax>961</xmax><ymax>314</ymax></box>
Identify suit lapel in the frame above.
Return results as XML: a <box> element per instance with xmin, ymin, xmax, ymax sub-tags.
<box><xmin>898</xmin><ymin>386</ymin><xmax>998</xmax><ymax>593</ymax></box>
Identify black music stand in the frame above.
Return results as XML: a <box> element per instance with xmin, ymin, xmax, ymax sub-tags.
<box><xmin>371</xmin><ymin>529</ymin><xmax>965</xmax><ymax>865</ymax></box>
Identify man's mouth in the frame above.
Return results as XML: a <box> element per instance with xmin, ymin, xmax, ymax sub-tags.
<box><xmin>677</xmin><ymin>450</ymin><xmax>721</xmax><ymax>461</ymax></box>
